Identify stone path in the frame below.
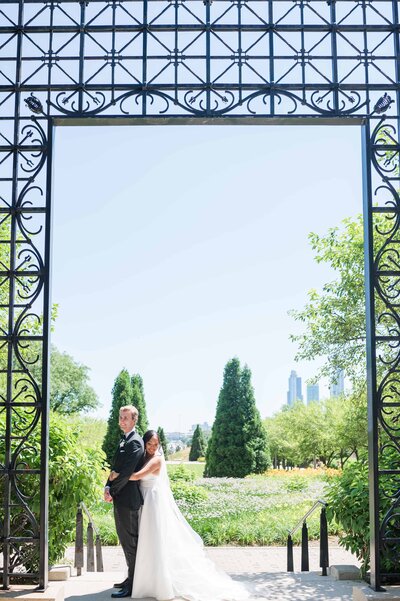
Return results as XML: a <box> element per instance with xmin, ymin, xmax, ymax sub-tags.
<box><xmin>61</xmin><ymin>544</ymin><xmax>364</xmax><ymax>601</ymax></box>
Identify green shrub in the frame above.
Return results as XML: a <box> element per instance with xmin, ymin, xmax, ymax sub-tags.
<box><xmin>284</xmin><ymin>475</ymin><xmax>307</xmax><ymax>492</ymax></box>
<box><xmin>0</xmin><ymin>412</ymin><xmax>105</xmax><ymax>573</ymax></box>
<box><xmin>170</xmin><ymin>481</ymin><xmax>208</xmax><ymax>504</ymax></box>
<box><xmin>47</xmin><ymin>417</ymin><xmax>105</xmax><ymax>565</ymax></box>
<box><xmin>168</xmin><ymin>465</ymin><xmax>195</xmax><ymax>482</ymax></box>
<box><xmin>326</xmin><ymin>459</ymin><xmax>370</xmax><ymax>576</ymax></box>
<box><xmin>92</xmin><ymin>512</ymin><xmax>119</xmax><ymax>545</ymax></box>
<box><xmin>326</xmin><ymin>449</ymin><xmax>400</xmax><ymax>578</ymax></box>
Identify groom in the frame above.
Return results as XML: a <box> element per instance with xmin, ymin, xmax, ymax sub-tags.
<box><xmin>104</xmin><ymin>405</ymin><xmax>144</xmax><ymax>598</ymax></box>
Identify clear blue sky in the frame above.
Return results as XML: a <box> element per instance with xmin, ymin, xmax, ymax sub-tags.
<box><xmin>52</xmin><ymin>124</ymin><xmax>362</xmax><ymax>432</ymax></box>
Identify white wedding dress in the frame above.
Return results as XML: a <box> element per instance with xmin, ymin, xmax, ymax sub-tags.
<box><xmin>131</xmin><ymin>459</ymin><xmax>250</xmax><ymax>601</ymax></box>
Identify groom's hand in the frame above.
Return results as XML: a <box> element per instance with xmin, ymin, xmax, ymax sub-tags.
<box><xmin>104</xmin><ymin>486</ymin><xmax>113</xmax><ymax>503</ymax></box>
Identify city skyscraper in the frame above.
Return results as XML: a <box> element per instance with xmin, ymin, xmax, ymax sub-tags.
<box><xmin>307</xmin><ymin>383</ymin><xmax>320</xmax><ymax>403</ymax></box>
<box><xmin>287</xmin><ymin>370</ymin><xmax>303</xmax><ymax>406</ymax></box>
<box><xmin>330</xmin><ymin>368</ymin><xmax>345</xmax><ymax>398</ymax></box>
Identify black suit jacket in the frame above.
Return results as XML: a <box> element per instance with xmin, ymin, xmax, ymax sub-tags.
<box><xmin>107</xmin><ymin>432</ymin><xmax>144</xmax><ymax>509</ymax></box>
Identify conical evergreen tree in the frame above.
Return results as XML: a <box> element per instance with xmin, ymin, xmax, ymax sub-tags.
<box><xmin>102</xmin><ymin>369</ymin><xmax>132</xmax><ymax>466</ymax></box>
<box><xmin>157</xmin><ymin>426</ymin><xmax>169</xmax><ymax>459</ymax></box>
<box><xmin>205</xmin><ymin>357</ymin><xmax>247</xmax><ymax>477</ymax></box>
<box><xmin>131</xmin><ymin>374</ymin><xmax>149</xmax><ymax>436</ymax></box>
<box><xmin>189</xmin><ymin>425</ymin><xmax>206</xmax><ymax>461</ymax></box>
<box><xmin>205</xmin><ymin>358</ymin><xmax>270</xmax><ymax>477</ymax></box>
<box><xmin>241</xmin><ymin>365</ymin><xmax>271</xmax><ymax>473</ymax></box>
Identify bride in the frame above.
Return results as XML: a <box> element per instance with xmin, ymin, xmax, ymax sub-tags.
<box><xmin>127</xmin><ymin>430</ymin><xmax>251</xmax><ymax>601</ymax></box>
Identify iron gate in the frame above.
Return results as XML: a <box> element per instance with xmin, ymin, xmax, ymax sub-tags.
<box><xmin>1</xmin><ymin>0</ymin><xmax>400</xmax><ymax>591</ymax></box>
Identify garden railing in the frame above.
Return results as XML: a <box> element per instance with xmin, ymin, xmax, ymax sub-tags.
<box><xmin>75</xmin><ymin>502</ymin><xmax>104</xmax><ymax>576</ymax></box>
<box><xmin>287</xmin><ymin>500</ymin><xmax>329</xmax><ymax>576</ymax></box>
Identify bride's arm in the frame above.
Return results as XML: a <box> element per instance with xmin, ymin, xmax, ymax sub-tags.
<box><xmin>129</xmin><ymin>456</ymin><xmax>162</xmax><ymax>480</ymax></box>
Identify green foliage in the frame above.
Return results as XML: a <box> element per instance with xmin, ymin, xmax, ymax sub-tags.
<box><xmin>63</xmin><ymin>415</ymin><xmax>107</xmax><ymax>449</ymax></box>
<box><xmin>205</xmin><ymin>358</ymin><xmax>270</xmax><ymax>477</ymax></box>
<box><xmin>0</xmin><ymin>412</ymin><xmax>105</xmax><ymax>571</ymax></box>
<box><xmin>131</xmin><ymin>374</ymin><xmax>149</xmax><ymax>436</ymax></box>
<box><xmin>264</xmin><ymin>393</ymin><xmax>367</xmax><ymax>468</ymax></box>
<box><xmin>102</xmin><ymin>369</ymin><xmax>132</xmax><ymax>466</ymax></box>
<box><xmin>102</xmin><ymin>370</ymin><xmax>149</xmax><ymax>461</ymax></box>
<box><xmin>177</xmin><ymin>469</ymin><xmax>332</xmax><ymax>545</ymax></box>
<box><xmin>241</xmin><ymin>365</ymin><xmax>271</xmax><ymax>473</ymax></box>
<box><xmin>290</xmin><ymin>215</ymin><xmax>366</xmax><ymax>385</ymax></box>
<box><xmin>170</xmin><ymin>481</ymin><xmax>208</xmax><ymax>504</ymax></box>
<box><xmin>193</xmin><ymin>502</ymin><xmax>323</xmax><ymax>546</ymax></box>
<box><xmin>84</xmin><ymin>501</ymin><xmax>118</xmax><ymax>545</ymax></box>
<box><xmin>89</xmin><ymin>468</ymin><xmax>331</xmax><ymax>547</ymax></box>
<box><xmin>189</xmin><ymin>425</ymin><xmax>206</xmax><ymax>461</ymax></box>
<box><xmin>326</xmin><ymin>459</ymin><xmax>370</xmax><ymax>576</ymax></box>
<box><xmin>50</xmin><ymin>345</ymin><xmax>99</xmax><ymax>414</ymax></box>
<box><xmin>284</xmin><ymin>476</ymin><xmax>307</xmax><ymax>493</ymax></box>
<box><xmin>326</xmin><ymin>446</ymin><xmax>400</xmax><ymax>577</ymax></box>
<box><xmin>168</xmin><ymin>463</ymin><xmax>204</xmax><ymax>479</ymax></box>
<box><xmin>157</xmin><ymin>426</ymin><xmax>169</xmax><ymax>459</ymax></box>
<box><xmin>168</xmin><ymin>464</ymin><xmax>195</xmax><ymax>482</ymax></box>
<box><xmin>47</xmin><ymin>417</ymin><xmax>105</xmax><ymax>565</ymax></box>
<box><xmin>289</xmin><ymin>213</ymin><xmax>393</xmax><ymax>390</ymax></box>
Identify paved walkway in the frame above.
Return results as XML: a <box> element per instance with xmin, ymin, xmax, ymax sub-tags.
<box><xmin>61</xmin><ymin>544</ymin><xmax>364</xmax><ymax>601</ymax></box>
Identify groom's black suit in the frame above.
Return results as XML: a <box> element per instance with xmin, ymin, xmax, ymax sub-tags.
<box><xmin>107</xmin><ymin>431</ymin><xmax>144</xmax><ymax>590</ymax></box>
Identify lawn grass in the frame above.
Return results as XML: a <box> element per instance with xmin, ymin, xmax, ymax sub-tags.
<box><xmin>168</xmin><ymin>447</ymin><xmax>190</xmax><ymax>461</ymax></box>
<box><xmin>89</xmin><ymin>468</ymin><xmax>335</xmax><ymax>546</ymax></box>
<box><xmin>167</xmin><ymin>462</ymin><xmax>205</xmax><ymax>479</ymax></box>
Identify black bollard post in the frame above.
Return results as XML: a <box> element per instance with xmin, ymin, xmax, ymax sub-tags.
<box><xmin>74</xmin><ymin>506</ymin><xmax>84</xmax><ymax>576</ymax></box>
<box><xmin>287</xmin><ymin>534</ymin><xmax>294</xmax><ymax>572</ymax></box>
<box><xmin>320</xmin><ymin>507</ymin><xmax>329</xmax><ymax>576</ymax></box>
<box><xmin>87</xmin><ymin>523</ymin><xmax>95</xmax><ymax>572</ymax></box>
<box><xmin>301</xmin><ymin>522</ymin><xmax>309</xmax><ymax>572</ymax></box>
<box><xmin>95</xmin><ymin>535</ymin><xmax>104</xmax><ymax>572</ymax></box>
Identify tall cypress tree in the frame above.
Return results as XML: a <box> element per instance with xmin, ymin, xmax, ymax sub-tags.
<box><xmin>241</xmin><ymin>365</ymin><xmax>271</xmax><ymax>473</ymax></box>
<box><xmin>189</xmin><ymin>425</ymin><xmax>206</xmax><ymax>461</ymax></box>
<box><xmin>157</xmin><ymin>426</ymin><xmax>169</xmax><ymax>459</ymax></box>
<box><xmin>102</xmin><ymin>369</ymin><xmax>132</xmax><ymax>466</ymax></box>
<box><xmin>205</xmin><ymin>358</ymin><xmax>246</xmax><ymax>477</ymax></box>
<box><xmin>131</xmin><ymin>373</ymin><xmax>149</xmax><ymax>436</ymax></box>
<box><xmin>205</xmin><ymin>358</ymin><xmax>270</xmax><ymax>477</ymax></box>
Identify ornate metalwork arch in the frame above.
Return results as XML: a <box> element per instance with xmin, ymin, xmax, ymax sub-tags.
<box><xmin>1</xmin><ymin>0</ymin><xmax>400</xmax><ymax>591</ymax></box>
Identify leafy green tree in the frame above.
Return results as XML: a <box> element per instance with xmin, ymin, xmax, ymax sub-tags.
<box><xmin>189</xmin><ymin>425</ymin><xmax>206</xmax><ymax>461</ymax></box>
<box><xmin>131</xmin><ymin>374</ymin><xmax>149</xmax><ymax>436</ymax></box>
<box><xmin>289</xmin><ymin>213</ymin><xmax>391</xmax><ymax>389</ymax></box>
<box><xmin>264</xmin><ymin>407</ymin><xmax>299</xmax><ymax>468</ymax></box>
<box><xmin>102</xmin><ymin>369</ymin><xmax>132</xmax><ymax>466</ymax></box>
<box><xmin>325</xmin><ymin>393</ymin><xmax>367</xmax><ymax>466</ymax></box>
<box><xmin>264</xmin><ymin>393</ymin><xmax>367</xmax><ymax>469</ymax></box>
<box><xmin>205</xmin><ymin>358</ymin><xmax>270</xmax><ymax>477</ymax></box>
<box><xmin>49</xmin><ymin>345</ymin><xmax>99</xmax><ymax>414</ymax></box>
<box><xmin>289</xmin><ymin>215</ymin><xmax>367</xmax><ymax>386</ymax></box>
<box><xmin>157</xmin><ymin>426</ymin><xmax>169</xmax><ymax>459</ymax></box>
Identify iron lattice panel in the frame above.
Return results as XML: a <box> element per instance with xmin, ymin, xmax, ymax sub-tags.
<box><xmin>0</xmin><ymin>0</ymin><xmax>400</xmax><ymax>119</ymax></box>
<box><xmin>0</xmin><ymin>0</ymin><xmax>400</xmax><ymax>591</ymax></box>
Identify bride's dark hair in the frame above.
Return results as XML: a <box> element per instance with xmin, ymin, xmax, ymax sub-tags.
<box><xmin>143</xmin><ymin>430</ymin><xmax>159</xmax><ymax>445</ymax></box>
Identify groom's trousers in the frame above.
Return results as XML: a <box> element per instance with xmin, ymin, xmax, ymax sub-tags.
<box><xmin>113</xmin><ymin>503</ymin><xmax>139</xmax><ymax>586</ymax></box>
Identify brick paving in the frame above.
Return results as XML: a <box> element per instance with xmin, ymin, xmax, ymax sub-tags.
<box><xmin>62</xmin><ymin>544</ymin><xmax>364</xmax><ymax>601</ymax></box>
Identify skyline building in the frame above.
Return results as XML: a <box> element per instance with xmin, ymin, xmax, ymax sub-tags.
<box><xmin>287</xmin><ymin>370</ymin><xmax>303</xmax><ymax>406</ymax></box>
<box><xmin>307</xmin><ymin>383</ymin><xmax>320</xmax><ymax>403</ymax></box>
<box><xmin>330</xmin><ymin>368</ymin><xmax>345</xmax><ymax>398</ymax></box>
<box><xmin>190</xmin><ymin>422</ymin><xmax>211</xmax><ymax>434</ymax></box>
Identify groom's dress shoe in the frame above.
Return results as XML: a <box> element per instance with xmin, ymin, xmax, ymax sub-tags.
<box><xmin>113</xmin><ymin>579</ymin><xmax>129</xmax><ymax>589</ymax></box>
<box><xmin>111</xmin><ymin>586</ymin><xmax>131</xmax><ymax>598</ymax></box>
